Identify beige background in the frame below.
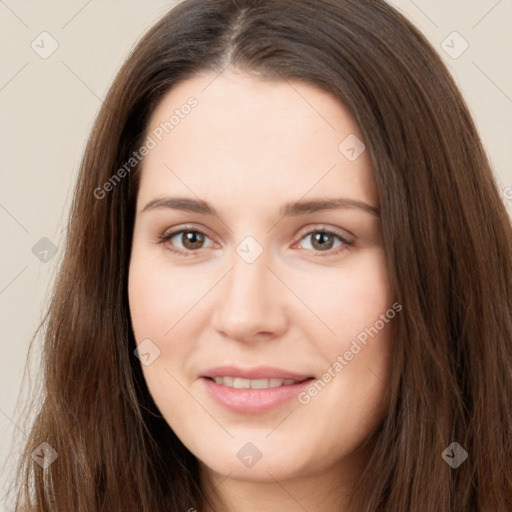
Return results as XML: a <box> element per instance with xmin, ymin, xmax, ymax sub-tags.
<box><xmin>1</xmin><ymin>0</ymin><xmax>511</xmax><ymax>507</ymax></box>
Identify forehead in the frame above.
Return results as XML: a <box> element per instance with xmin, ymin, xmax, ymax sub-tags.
<box><xmin>138</xmin><ymin>68</ymin><xmax>376</xmax><ymax>210</ymax></box>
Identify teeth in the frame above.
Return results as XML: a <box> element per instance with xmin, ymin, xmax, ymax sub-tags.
<box><xmin>234</xmin><ymin>377</ymin><xmax>251</xmax><ymax>389</ymax></box>
<box><xmin>250</xmin><ymin>378</ymin><xmax>270</xmax><ymax>389</ymax></box>
<box><xmin>211</xmin><ymin>376</ymin><xmax>302</xmax><ymax>389</ymax></box>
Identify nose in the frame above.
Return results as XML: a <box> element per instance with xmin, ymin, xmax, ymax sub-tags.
<box><xmin>211</xmin><ymin>248</ymin><xmax>289</xmax><ymax>344</ymax></box>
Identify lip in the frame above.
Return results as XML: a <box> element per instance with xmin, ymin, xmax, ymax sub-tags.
<box><xmin>200</xmin><ymin>366</ymin><xmax>315</xmax><ymax>414</ymax></box>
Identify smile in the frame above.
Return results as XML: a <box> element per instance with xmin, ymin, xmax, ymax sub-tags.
<box><xmin>201</xmin><ymin>376</ymin><xmax>315</xmax><ymax>413</ymax></box>
<box><xmin>208</xmin><ymin>376</ymin><xmax>308</xmax><ymax>389</ymax></box>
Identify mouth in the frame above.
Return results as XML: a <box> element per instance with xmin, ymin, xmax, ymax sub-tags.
<box><xmin>200</xmin><ymin>371</ymin><xmax>316</xmax><ymax>414</ymax></box>
<box><xmin>204</xmin><ymin>376</ymin><xmax>311</xmax><ymax>389</ymax></box>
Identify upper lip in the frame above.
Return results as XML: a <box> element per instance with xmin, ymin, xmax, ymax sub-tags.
<box><xmin>201</xmin><ymin>365</ymin><xmax>314</xmax><ymax>381</ymax></box>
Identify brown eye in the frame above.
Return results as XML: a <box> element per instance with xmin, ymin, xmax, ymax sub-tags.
<box><xmin>310</xmin><ymin>232</ymin><xmax>336</xmax><ymax>251</ymax></box>
<box><xmin>178</xmin><ymin>230</ymin><xmax>206</xmax><ymax>250</ymax></box>
<box><xmin>157</xmin><ymin>227</ymin><xmax>214</xmax><ymax>257</ymax></box>
<box><xmin>298</xmin><ymin>228</ymin><xmax>352</xmax><ymax>258</ymax></box>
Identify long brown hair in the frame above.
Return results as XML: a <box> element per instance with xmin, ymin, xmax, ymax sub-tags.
<box><xmin>9</xmin><ymin>0</ymin><xmax>512</xmax><ymax>510</ymax></box>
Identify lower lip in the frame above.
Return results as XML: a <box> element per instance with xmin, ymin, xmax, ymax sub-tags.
<box><xmin>201</xmin><ymin>377</ymin><xmax>315</xmax><ymax>413</ymax></box>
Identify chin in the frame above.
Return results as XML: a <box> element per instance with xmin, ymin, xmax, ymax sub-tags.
<box><xmin>194</xmin><ymin>437</ymin><xmax>321</xmax><ymax>483</ymax></box>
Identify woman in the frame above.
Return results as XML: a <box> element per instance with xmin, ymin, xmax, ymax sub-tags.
<box><xmin>11</xmin><ymin>0</ymin><xmax>512</xmax><ymax>510</ymax></box>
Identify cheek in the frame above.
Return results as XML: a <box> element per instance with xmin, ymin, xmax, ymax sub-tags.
<box><xmin>128</xmin><ymin>267</ymin><xmax>168</xmax><ymax>341</ymax></box>
<box><xmin>128</xmin><ymin>248</ymin><xmax>207</xmax><ymax>342</ymax></box>
<box><xmin>299</xmin><ymin>249</ymin><xmax>394</xmax><ymax>417</ymax></box>
<box><xmin>128</xmin><ymin>253</ymin><xmax>199</xmax><ymax>413</ymax></box>
<box><xmin>304</xmin><ymin>249</ymin><xmax>393</xmax><ymax>344</ymax></box>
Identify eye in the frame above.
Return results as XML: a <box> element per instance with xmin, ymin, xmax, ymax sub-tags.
<box><xmin>296</xmin><ymin>227</ymin><xmax>352</xmax><ymax>258</ymax></box>
<box><xmin>156</xmin><ymin>226</ymin><xmax>214</xmax><ymax>257</ymax></box>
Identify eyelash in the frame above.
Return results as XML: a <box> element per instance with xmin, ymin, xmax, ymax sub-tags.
<box><xmin>156</xmin><ymin>224</ymin><xmax>353</xmax><ymax>259</ymax></box>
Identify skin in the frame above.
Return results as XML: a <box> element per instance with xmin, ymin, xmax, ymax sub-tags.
<box><xmin>128</xmin><ymin>68</ymin><xmax>396</xmax><ymax>512</ymax></box>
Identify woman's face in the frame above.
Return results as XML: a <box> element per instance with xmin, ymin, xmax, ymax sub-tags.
<box><xmin>128</xmin><ymin>68</ymin><xmax>395</xmax><ymax>485</ymax></box>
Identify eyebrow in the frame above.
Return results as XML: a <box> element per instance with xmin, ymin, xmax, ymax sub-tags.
<box><xmin>141</xmin><ymin>196</ymin><xmax>380</xmax><ymax>217</ymax></box>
